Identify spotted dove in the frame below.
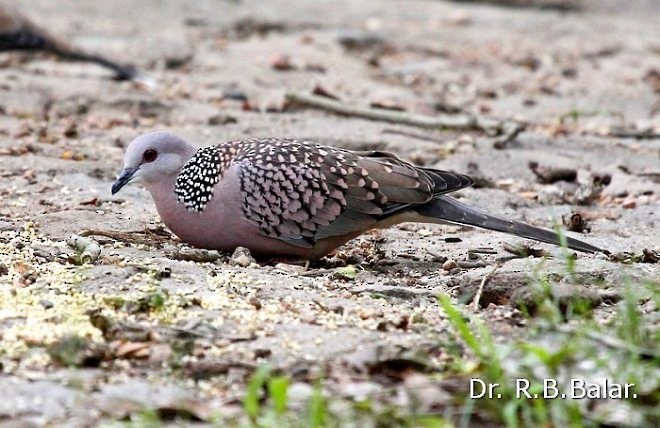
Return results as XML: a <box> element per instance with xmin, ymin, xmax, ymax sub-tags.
<box><xmin>112</xmin><ymin>132</ymin><xmax>603</xmax><ymax>258</ymax></box>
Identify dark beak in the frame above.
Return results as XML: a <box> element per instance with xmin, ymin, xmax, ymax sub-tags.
<box><xmin>111</xmin><ymin>166</ymin><xmax>138</xmax><ymax>195</ymax></box>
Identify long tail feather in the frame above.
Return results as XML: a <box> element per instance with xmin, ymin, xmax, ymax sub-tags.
<box><xmin>415</xmin><ymin>196</ymin><xmax>604</xmax><ymax>253</ymax></box>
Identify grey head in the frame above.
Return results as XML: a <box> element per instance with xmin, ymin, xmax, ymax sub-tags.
<box><xmin>111</xmin><ymin>132</ymin><xmax>197</xmax><ymax>195</ymax></box>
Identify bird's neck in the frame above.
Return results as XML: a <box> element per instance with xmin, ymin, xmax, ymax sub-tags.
<box><xmin>144</xmin><ymin>143</ymin><xmax>196</xmax><ymax>222</ymax></box>
<box><xmin>144</xmin><ymin>174</ymin><xmax>200</xmax><ymax>242</ymax></box>
<box><xmin>144</xmin><ymin>174</ymin><xmax>180</xmax><ymax>218</ymax></box>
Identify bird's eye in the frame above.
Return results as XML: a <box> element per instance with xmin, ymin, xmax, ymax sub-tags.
<box><xmin>143</xmin><ymin>148</ymin><xmax>158</xmax><ymax>163</ymax></box>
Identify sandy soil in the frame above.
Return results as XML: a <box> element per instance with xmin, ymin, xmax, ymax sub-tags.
<box><xmin>0</xmin><ymin>0</ymin><xmax>658</xmax><ymax>426</ymax></box>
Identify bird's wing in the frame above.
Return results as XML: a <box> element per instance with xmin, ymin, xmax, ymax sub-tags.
<box><xmin>234</xmin><ymin>139</ymin><xmax>473</xmax><ymax>247</ymax></box>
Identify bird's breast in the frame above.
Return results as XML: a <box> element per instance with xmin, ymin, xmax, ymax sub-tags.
<box><xmin>147</xmin><ymin>166</ymin><xmax>360</xmax><ymax>258</ymax></box>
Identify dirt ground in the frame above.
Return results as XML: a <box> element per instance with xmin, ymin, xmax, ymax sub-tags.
<box><xmin>0</xmin><ymin>0</ymin><xmax>658</xmax><ymax>426</ymax></box>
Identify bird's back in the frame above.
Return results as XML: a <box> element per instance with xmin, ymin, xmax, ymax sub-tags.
<box><xmin>174</xmin><ymin>138</ymin><xmax>474</xmax><ymax>249</ymax></box>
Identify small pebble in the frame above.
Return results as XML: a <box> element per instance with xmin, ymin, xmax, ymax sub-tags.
<box><xmin>359</xmin><ymin>309</ymin><xmax>372</xmax><ymax>320</ymax></box>
<box><xmin>0</xmin><ymin>221</ymin><xmax>18</xmax><ymax>232</ymax></box>
<box><xmin>442</xmin><ymin>259</ymin><xmax>458</xmax><ymax>271</ymax></box>
<box><xmin>248</xmin><ymin>297</ymin><xmax>262</xmax><ymax>310</ymax></box>
<box><xmin>447</xmin><ymin>11</ymin><xmax>472</xmax><ymax>26</ymax></box>
<box><xmin>273</xmin><ymin>263</ymin><xmax>306</xmax><ymax>274</ymax></box>
<box><xmin>457</xmin><ymin>260</ymin><xmax>487</xmax><ymax>269</ymax></box>
<box><xmin>331</xmin><ymin>305</ymin><xmax>344</xmax><ymax>315</ymax></box>
<box><xmin>157</xmin><ymin>267</ymin><xmax>172</xmax><ymax>278</ymax></box>
<box><xmin>254</xmin><ymin>348</ymin><xmax>272</xmax><ymax>359</ymax></box>
<box><xmin>288</xmin><ymin>382</ymin><xmax>314</xmax><ymax>403</ymax></box>
<box><xmin>621</xmin><ymin>199</ymin><xmax>636</xmax><ymax>209</ymax></box>
<box><xmin>269</xmin><ymin>53</ymin><xmax>294</xmax><ymax>70</ymax></box>
<box><xmin>207</xmin><ymin>114</ymin><xmax>237</xmax><ymax>126</ymax></box>
<box><xmin>39</xmin><ymin>299</ymin><xmax>54</xmax><ymax>309</ymax></box>
<box><xmin>595</xmin><ymin>252</ymin><xmax>610</xmax><ymax>261</ymax></box>
<box><xmin>230</xmin><ymin>246</ymin><xmax>256</xmax><ymax>267</ymax></box>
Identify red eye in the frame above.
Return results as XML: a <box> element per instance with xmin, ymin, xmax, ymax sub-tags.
<box><xmin>143</xmin><ymin>148</ymin><xmax>158</xmax><ymax>163</ymax></box>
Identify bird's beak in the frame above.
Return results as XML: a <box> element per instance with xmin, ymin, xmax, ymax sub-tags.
<box><xmin>111</xmin><ymin>166</ymin><xmax>138</xmax><ymax>195</ymax></box>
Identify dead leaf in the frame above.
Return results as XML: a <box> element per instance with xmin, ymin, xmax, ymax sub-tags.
<box><xmin>61</xmin><ymin>150</ymin><xmax>86</xmax><ymax>161</ymax></box>
<box><xmin>79</xmin><ymin>198</ymin><xmax>101</xmax><ymax>206</ymax></box>
<box><xmin>332</xmin><ymin>265</ymin><xmax>358</xmax><ymax>280</ymax></box>
<box><xmin>369</xmin><ymin>100</ymin><xmax>405</xmax><ymax>111</ymax></box>
<box><xmin>621</xmin><ymin>198</ymin><xmax>637</xmax><ymax>209</ymax></box>
<box><xmin>642</xmin><ymin>249</ymin><xmax>659</xmax><ymax>264</ymax></box>
<box><xmin>269</xmin><ymin>53</ymin><xmax>295</xmax><ymax>70</ymax></box>
<box><xmin>343</xmin><ymin>344</ymin><xmax>433</xmax><ymax>380</ymax></box>
<box><xmin>503</xmin><ymin>243</ymin><xmax>550</xmax><ymax>258</ymax></box>
<box><xmin>562</xmin><ymin>212</ymin><xmax>590</xmax><ymax>233</ymax></box>
<box><xmin>184</xmin><ymin>359</ymin><xmax>257</xmax><ymax>380</ymax></box>
<box><xmin>311</xmin><ymin>85</ymin><xmax>340</xmax><ymax>100</ymax></box>
<box><xmin>48</xmin><ymin>335</ymin><xmax>108</xmax><ymax>367</ymax></box>
<box><xmin>573</xmin><ymin>209</ymin><xmax>621</xmax><ymax>221</ymax></box>
<box><xmin>529</xmin><ymin>161</ymin><xmax>577</xmax><ymax>184</ymax></box>
<box><xmin>114</xmin><ymin>341</ymin><xmax>152</xmax><ymax>359</ymax></box>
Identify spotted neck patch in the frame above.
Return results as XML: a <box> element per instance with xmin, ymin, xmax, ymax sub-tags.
<box><xmin>175</xmin><ymin>146</ymin><xmax>221</xmax><ymax>212</ymax></box>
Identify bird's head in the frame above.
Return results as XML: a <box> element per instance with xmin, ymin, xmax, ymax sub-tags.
<box><xmin>111</xmin><ymin>132</ymin><xmax>196</xmax><ymax>195</ymax></box>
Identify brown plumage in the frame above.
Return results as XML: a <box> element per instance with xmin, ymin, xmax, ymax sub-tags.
<box><xmin>205</xmin><ymin>138</ymin><xmax>474</xmax><ymax>248</ymax></box>
<box><xmin>113</xmin><ymin>132</ymin><xmax>605</xmax><ymax>258</ymax></box>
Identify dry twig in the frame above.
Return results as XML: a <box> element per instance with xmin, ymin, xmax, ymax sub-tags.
<box><xmin>79</xmin><ymin>229</ymin><xmax>172</xmax><ymax>247</ymax></box>
<box><xmin>555</xmin><ymin>325</ymin><xmax>657</xmax><ymax>359</ymax></box>
<box><xmin>286</xmin><ymin>91</ymin><xmax>525</xmax><ymax>137</ymax></box>
<box><xmin>470</xmin><ymin>264</ymin><xmax>499</xmax><ymax>310</ymax></box>
<box><xmin>381</xmin><ymin>128</ymin><xmax>448</xmax><ymax>144</ymax></box>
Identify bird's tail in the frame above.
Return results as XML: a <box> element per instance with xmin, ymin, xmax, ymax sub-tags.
<box><xmin>414</xmin><ymin>195</ymin><xmax>604</xmax><ymax>254</ymax></box>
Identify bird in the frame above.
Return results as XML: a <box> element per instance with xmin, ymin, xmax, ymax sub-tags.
<box><xmin>111</xmin><ymin>132</ymin><xmax>604</xmax><ymax>259</ymax></box>
<box><xmin>0</xmin><ymin>5</ymin><xmax>142</xmax><ymax>81</ymax></box>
